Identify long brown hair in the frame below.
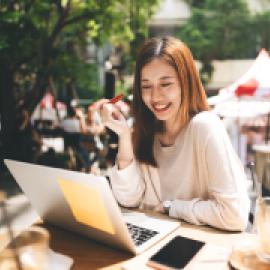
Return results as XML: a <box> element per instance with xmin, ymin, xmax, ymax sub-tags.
<box><xmin>132</xmin><ymin>36</ymin><xmax>209</xmax><ymax>167</ymax></box>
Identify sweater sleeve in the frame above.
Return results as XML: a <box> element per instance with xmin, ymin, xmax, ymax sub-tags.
<box><xmin>109</xmin><ymin>160</ymin><xmax>145</xmax><ymax>207</ymax></box>
<box><xmin>169</xmin><ymin>114</ymin><xmax>250</xmax><ymax>231</ymax></box>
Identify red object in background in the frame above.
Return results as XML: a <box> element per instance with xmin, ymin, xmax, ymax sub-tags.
<box><xmin>40</xmin><ymin>92</ymin><xmax>66</xmax><ymax>109</ymax></box>
<box><xmin>235</xmin><ymin>78</ymin><xmax>259</xmax><ymax>97</ymax></box>
<box><xmin>40</xmin><ymin>92</ymin><xmax>54</xmax><ymax>109</ymax></box>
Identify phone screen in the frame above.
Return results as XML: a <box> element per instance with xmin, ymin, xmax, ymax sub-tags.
<box><xmin>148</xmin><ymin>235</ymin><xmax>205</xmax><ymax>269</ymax></box>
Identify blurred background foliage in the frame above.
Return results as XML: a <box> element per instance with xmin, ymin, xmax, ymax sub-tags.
<box><xmin>180</xmin><ymin>0</ymin><xmax>270</xmax><ymax>83</ymax></box>
<box><xmin>0</xmin><ymin>0</ymin><xmax>159</xmax><ymax>107</ymax></box>
<box><xmin>0</xmin><ymin>0</ymin><xmax>270</xmax><ymax>165</ymax></box>
<box><xmin>0</xmin><ymin>0</ymin><xmax>159</xmax><ymax>164</ymax></box>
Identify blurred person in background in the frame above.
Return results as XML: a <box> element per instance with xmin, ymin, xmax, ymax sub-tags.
<box><xmin>60</xmin><ymin>106</ymin><xmax>87</xmax><ymax>134</ymax></box>
<box><xmin>86</xmin><ymin>105</ymin><xmax>106</xmax><ymax>136</ymax></box>
<box><xmin>83</xmin><ymin>105</ymin><xmax>108</xmax><ymax>173</ymax></box>
<box><xmin>59</xmin><ymin>106</ymin><xmax>87</xmax><ymax>171</ymax></box>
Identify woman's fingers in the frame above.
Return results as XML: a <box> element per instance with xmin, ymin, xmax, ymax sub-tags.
<box><xmin>153</xmin><ymin>203</ymin><xmax>165</xmax><ymax>213</ymax></box>
<box><xmin>93</xmin><ymin>99</ymin><xmax>110</xmax><ymax>110</ymax></box>
<box><xmin>100</xmin><ymin>103</ymin><xmax>114</xmax><ymax>123</ymax></box>
<box><xmin>99</xmin><ymin>103</ymin><xmax>129</xmax><ymax>135</ymax></box>
<box><xmin>112</xmin><ymin>109</ymin><xmax>126</xmax><ymax>121</ymax></box>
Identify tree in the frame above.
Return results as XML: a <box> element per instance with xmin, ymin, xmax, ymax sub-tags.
<box><xmin>178</xmin><ymin>0</ymin><xmax>254</xmax><ymax>84</ymax></box>
<box><xmin>184</xmin><ymin>0</ymin><xmax>207</xmax><ymax>8</ymax></box>
<box><xmin>0</xmin><ymin>0</ymin><xmax>159</xmax><ymax>165</ymax></box>
<box><xmin>253</xmin><ymin>10</ymin><xmax>270</xmax><ymax>51</ymax></box>
<box><xmin>128</xmin><ymin>0</ymin><xmax>160</xmax><ymax>71</ymax></box>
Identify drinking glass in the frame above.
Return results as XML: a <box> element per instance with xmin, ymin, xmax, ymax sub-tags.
<box><xmin>256</xmin><ymin>197</ymin><xmax>270</xmax><ymax>262</ymax></box>
<box><xmin>261</xmin><ymin>157</ymin><xmax>270</xmax><ymax>197</ymax></box>
<box><xmin>0</xmin><ymin>226</ymin><xmax>50</xmax><ymax>270</ymax></box>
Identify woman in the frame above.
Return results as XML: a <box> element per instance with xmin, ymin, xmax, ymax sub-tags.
<box><xmin>98</xmin><ymin>37</ymin><xmax>250</xmax><ymax>231</ymax></box>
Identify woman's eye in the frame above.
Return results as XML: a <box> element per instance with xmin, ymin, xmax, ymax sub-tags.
<box><xmin>141</xmin><ymin>85</ymin><xmax>151</xmax><ymax>90</ymax></box>
<box><xmin>161</xmin><ymin>83</ymin><xmax>172</xmax><ymax>87</ymax></box>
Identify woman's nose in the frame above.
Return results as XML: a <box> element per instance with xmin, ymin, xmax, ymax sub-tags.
<box><xmin>151</xmin><ymin>85</ymin><xmax>163</xmax><ymax>101</ymax></box>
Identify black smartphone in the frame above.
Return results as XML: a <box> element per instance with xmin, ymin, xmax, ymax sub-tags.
<box><xmin>147</xmin><ymin>235</ymin><xmax>205</xmax><ymax>270</ymax></box>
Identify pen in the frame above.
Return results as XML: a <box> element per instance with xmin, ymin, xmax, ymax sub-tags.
<box><xmin>99</xmin><ymin>94</ymin><xmax>124</xmax><ymax>110</ymax></box>
<box><xmin>109</xmin><ymin>94</ymin><xmax>124</xmax><ymax>104</ymax></box>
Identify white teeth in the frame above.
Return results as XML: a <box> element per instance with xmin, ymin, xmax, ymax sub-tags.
<box><xmin>154</xmin><ymin>104</ymin><xmax>168</xmax><ymax>109</ymax></box>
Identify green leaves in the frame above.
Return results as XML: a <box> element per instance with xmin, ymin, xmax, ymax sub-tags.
<box><xmin>179</xmin><ymin>0</ymin><xmax>253</xmax><ymax>60</ymax></box>
<box><xmin>253</xmin><ymin>10</ymin><xmax>270</xmax><ymax>50</ymax></box>
<box><xmin>178</xmin><ymin>0</ymin><xmax>269</xmax><ymax>83</ymax></box>
<box><xmin>0</xmin><ymin>0</ymin><xmax>159</xmax><ymax>104</ymax></box>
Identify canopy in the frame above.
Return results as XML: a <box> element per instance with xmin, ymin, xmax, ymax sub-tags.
<box><xmin>213</xmin><ymin>99</ymin><xmax>270</xmax><ymax>118</ymax></box>
<box><xmin>208</xmin><ymin>49</ymin><xmax>270</xmax><ymax>105</ymax></box>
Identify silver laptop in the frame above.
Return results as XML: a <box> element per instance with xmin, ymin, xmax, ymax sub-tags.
<box><xmin>4</xmin><ymin>159</ymin><xmax>180</xmax><ymax>254</ymax></box>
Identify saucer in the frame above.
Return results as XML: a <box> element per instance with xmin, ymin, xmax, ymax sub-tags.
<box><xmin>229</xmin><ymin>248</ymin><xmax>270</xmax><ymax>270</ymax></box>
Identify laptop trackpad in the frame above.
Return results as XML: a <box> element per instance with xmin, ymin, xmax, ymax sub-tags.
<box><xmin>122</xmin><ymin>211</ymin><xmax>148</xmax><ymax>224</ymax></box>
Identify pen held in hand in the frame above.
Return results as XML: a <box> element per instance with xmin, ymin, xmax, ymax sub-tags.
<box><xmin>100</xmin><ymin>94</ymin><xmax>124</xmax><ymax>113</ymax></box>
<box><xmin>108</xmin><ymin>94</ymin><xmax>124</xmax><ymax>104</ymax></box>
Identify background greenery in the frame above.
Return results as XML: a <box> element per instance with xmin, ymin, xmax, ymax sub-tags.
<box><xmin>180</xmin><ymin>0</ymin><xmax>270</xmax><ymax>83</ymax></box>
<box><xmin>0</xmin><ymin>0</ymin><xmax>159</xmax><ymax>165</ymax></box>
<box><xmin>0</xmin><ymin>0</ymin><xmax>270</xmax><ymax>167</ymax></box>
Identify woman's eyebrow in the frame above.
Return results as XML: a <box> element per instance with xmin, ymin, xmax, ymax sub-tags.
<box><xmin>159</xmin><ymin>76</ymin><xmax>174</xmax><ymax>80</ymax></box>
<box><xmin>142</xmin><ymin>76</ymin><xmax>174</xmax><ymax>82</ymax></box>
<box><xmin>141</xmin><ymin>78</ymin><xmax>150</xmax><ymax>82</ymax></box>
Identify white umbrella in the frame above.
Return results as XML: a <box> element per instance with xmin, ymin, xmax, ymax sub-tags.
<box><xmin>213</xmin><ymin>99</ymin><xmax>270</xmax><ymax>119</ymax></box>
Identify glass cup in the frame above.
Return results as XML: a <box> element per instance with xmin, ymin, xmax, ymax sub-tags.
<box><xmin>0</xmin><ymin>226</ymin><xmax>50</xmax><ymax>270</ymax></box>
<box><xmin>256</xmin><ymin>197</ymin><xmax>270</xmax><ymax>262</ymax></box>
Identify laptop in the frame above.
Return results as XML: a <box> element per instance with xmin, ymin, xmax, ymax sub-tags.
<box><xmin>4</xmin><ymin>159</ymin><xmax>180</xmax><ymax>254</ymax></box>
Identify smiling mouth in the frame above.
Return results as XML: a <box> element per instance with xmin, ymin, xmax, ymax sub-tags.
<box><xmin>152</xmin><ymin>103</ymin><xmax>171</xmax><ymax>112</ymax></box>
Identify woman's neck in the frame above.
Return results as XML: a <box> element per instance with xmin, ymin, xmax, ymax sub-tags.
<box><xmin>158</xmin><ymin>120</ymin><xmax>182</xmax><ymax>146</ymax></box>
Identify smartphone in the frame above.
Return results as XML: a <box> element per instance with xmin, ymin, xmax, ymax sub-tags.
<box><xmin>147</xmin><ymin>235</ymin><xmax>205</xmax><ymax>270</ymax></box>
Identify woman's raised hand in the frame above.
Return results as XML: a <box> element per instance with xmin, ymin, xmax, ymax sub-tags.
<box><xmin>95</xmin><ymin>99</ymin><xmax>131</xmax><ymax>137</ymax></box>
<box><xmin>95</xmin><ymin>98</ymin><xmax>134</xmax><ymax>170</ymax></box>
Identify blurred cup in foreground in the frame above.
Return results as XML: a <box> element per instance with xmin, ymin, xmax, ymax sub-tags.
<box><xmin>0</xmin><ymin>226</ymin><xmax>50</xmax><ymax>270</ymax></box>
<box><xmin>256</xmin><ymin>197</ymin><xmax>270</xmax><ymax>262</ymax></box>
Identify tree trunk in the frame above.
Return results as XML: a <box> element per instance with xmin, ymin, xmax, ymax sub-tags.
<box><xmin>0</xmin><ymin>63</ymin><xmax>17</xmax><ymax>168</ymax></box>
<box><xmin>0</xmin><ymin>63</ymin><xmax>45</xmax><ymax>168</ymax></box>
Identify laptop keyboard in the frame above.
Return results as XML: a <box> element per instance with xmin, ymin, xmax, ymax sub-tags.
<box><xmin>126</xmin><ymin>223</ymin><xmax>159</xmax><ymax>246</ymax></box>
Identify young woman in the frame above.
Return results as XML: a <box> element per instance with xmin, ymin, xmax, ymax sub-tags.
<box><xmin>98</xmin><ymin>37</ymin><xmax>250</xmax><ymax>231</ymax></box>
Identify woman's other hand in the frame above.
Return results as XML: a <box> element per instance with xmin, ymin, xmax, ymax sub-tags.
<box><xmin>153</xmin><ymin>203</ymin><xmax>166</xmax><ymax>214</ymax></box>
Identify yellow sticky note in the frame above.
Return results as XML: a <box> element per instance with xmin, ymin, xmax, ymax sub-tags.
<box><xmin>57</xmin><ymin>179</ymin><xmax>115</xmax><ymax>235</ymax></box>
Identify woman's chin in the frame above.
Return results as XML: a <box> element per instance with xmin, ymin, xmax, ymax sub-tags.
<box><xmin>154</xmin><ymin>114</ymin><xmax>170</xmax><ymax>121</ymax></box>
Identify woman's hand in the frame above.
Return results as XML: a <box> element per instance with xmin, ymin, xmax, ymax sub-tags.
<box><xmin>153</xmin><ymin>203</ymin><xmax>166</xmax><ymax>214</ymax></box>
<box><xmin>95</xmin><ymin>99</ymin><xmax>134</xmax><ymax>169</ymax></box>
<box><xmin>98</xmin><ymin>101</ymin><xmax>131</xmax><ymax>137</ymax></box>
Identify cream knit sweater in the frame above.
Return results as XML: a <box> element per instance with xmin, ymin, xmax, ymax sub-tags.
<box><xmin>109</xmin><ymin>111</ymin><xmax>250</xmax><ymax>231</ymax></box>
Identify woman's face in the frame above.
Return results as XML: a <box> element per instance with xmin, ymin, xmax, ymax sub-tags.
<box><xmin>141</xmin><ymin>58</ymin><xmax>181</xmax><ymax>125</ymax></box>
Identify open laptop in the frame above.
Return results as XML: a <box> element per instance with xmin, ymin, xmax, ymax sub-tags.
<box><xmin>4</xmin><ymin>159</ymin><xmax>180</xmax><ymax>254</ymax></box>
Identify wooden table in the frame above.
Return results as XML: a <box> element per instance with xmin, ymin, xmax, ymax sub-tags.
<box><xmin>1</xmin><ymin>195</ymin><xmax>258</xmax><ymax>270</ymax></box>
<box><xmin>44</xmin><ymin>221</ymin><xmax>258</xmax><ymax>270</ymax></box>
<box><xmin>44</xmin><ymin>223</ymin><xmax>132</xmax><ymax>270</ymax></box>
